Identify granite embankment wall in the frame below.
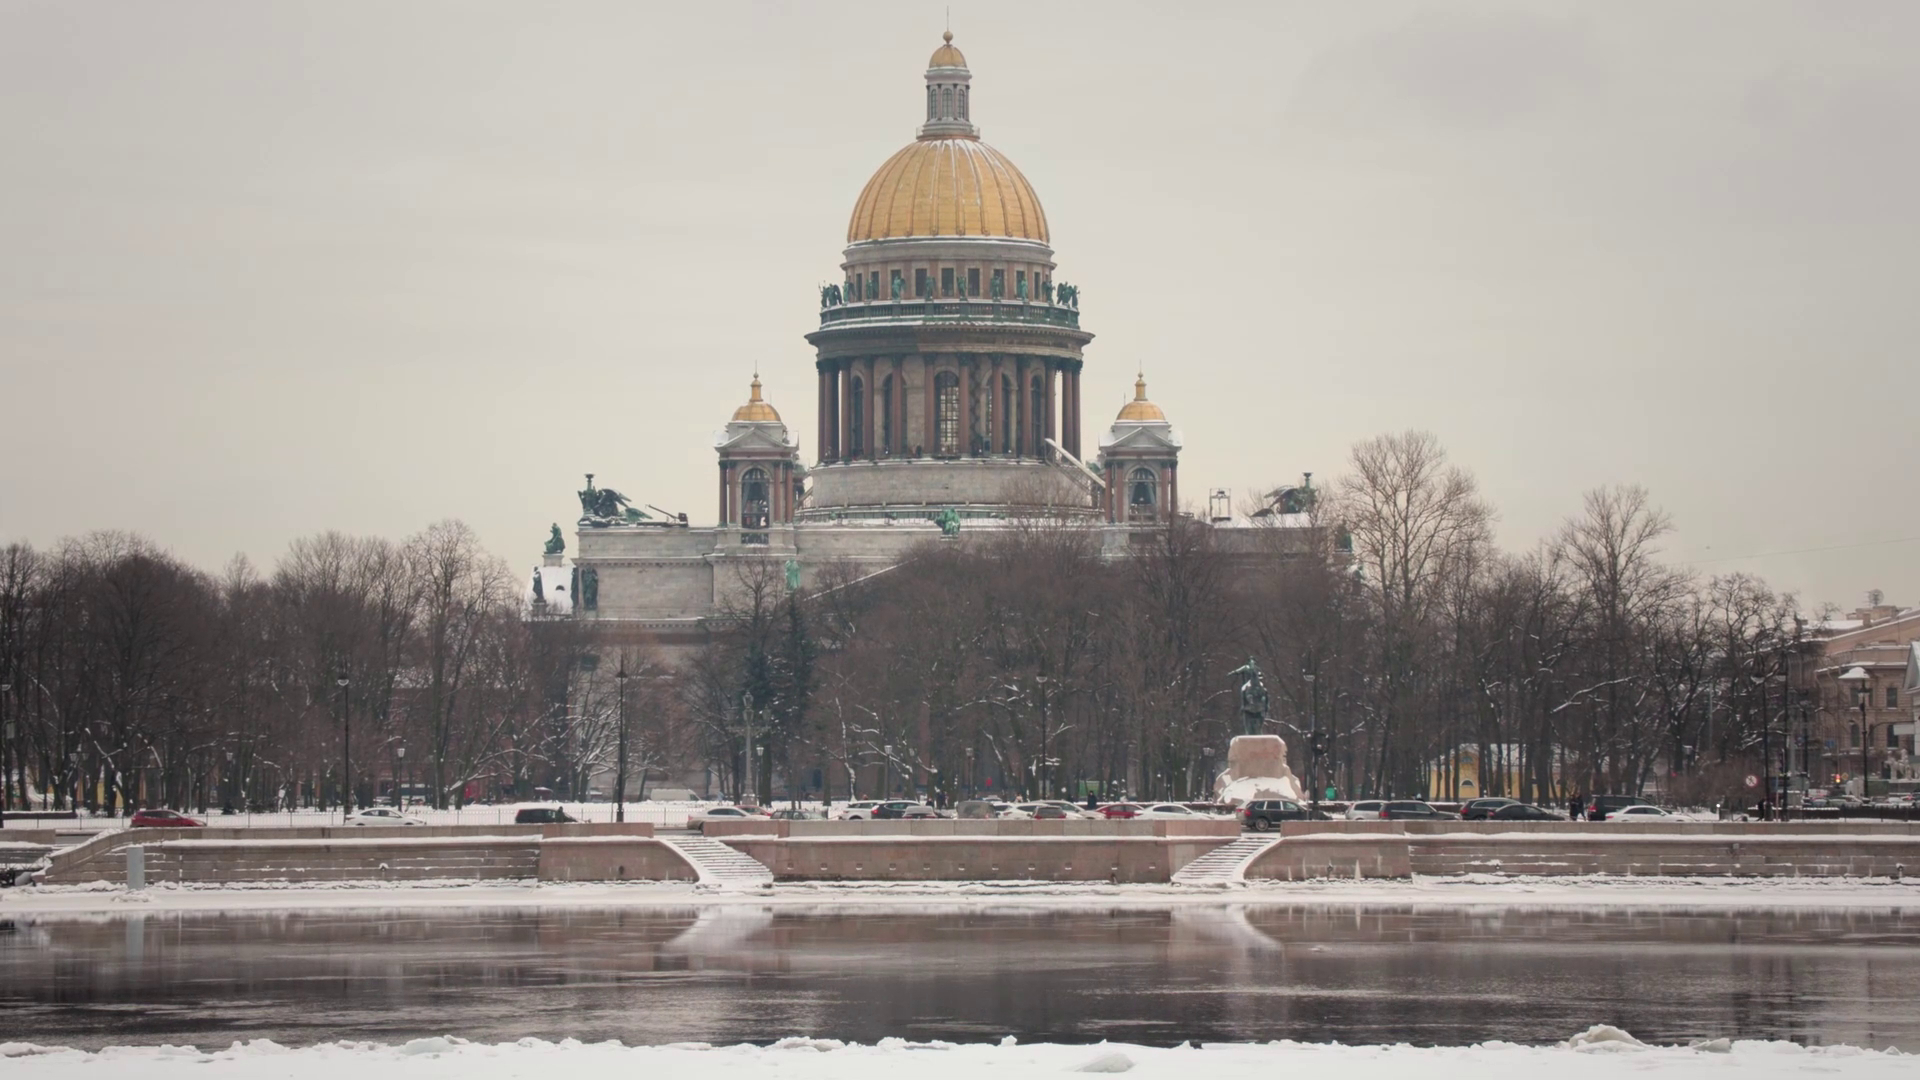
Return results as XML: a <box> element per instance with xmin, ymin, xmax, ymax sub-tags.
<box><xmin>703</xmin><ymin>819</ymin><xmax>1240</xmax><ymax>882</ymax></box>
<box><xmin>36</xmin><ymin>823</ymin><xmax>691</xmax><ymax>885</ymax></box>
<box><xmin>1248</xmin><ymin>821</ymin><xmax>1920</xmax><ymax>880</ymax></box>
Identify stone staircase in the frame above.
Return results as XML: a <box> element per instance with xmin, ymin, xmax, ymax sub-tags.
<box><xmin>662</xmin><ymin>836</ymin><xmax>774</xmax><ymax>887</ymax></box>
<box><xmin>1171</xmin><ymin>834</ymin><xmax>1280</xmax><ymax>884</ymax></box>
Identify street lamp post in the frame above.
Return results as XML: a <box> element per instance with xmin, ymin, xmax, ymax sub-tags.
<box><xmin>614</xmin><ymin>663</ymin><xmax>630</xmax><ymax>824</ymax></box>
<box><xmin>1</xmin><ymin>679</ymin><xmax>12</xmax><ymax>825</ymax></box>
<box><xmin>396</xmin><ymin>746</ymin><xmax>407</xmax><ymax>814</ymax></box>
<box><xmin>1305</xmin><ymin>671</ymin><xmax>1322</xmax><ymax>814</ymax></box>
<box><xmin>336</xmin><ymin>671</ymin><xmax>352</xmax><ymax>815</ymax></box>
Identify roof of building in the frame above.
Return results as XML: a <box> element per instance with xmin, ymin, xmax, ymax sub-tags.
<box><xmin>731</xmin><ymin>375</ymin><xmax>781</xmax><ymax>423</ymax></box>
<box><xmin>1115</xmin><ymin>374</ymin><xmax>1166</xmax><ymax>422</ymax></box>
<box><xmin>929</xmin><ymin>30</ymin><xmax>966</xmax><ymax>68</ymax></box>
<box><xmin>845</xmin><ymin>35</ymin><xmax>1048</xmax><ymax>244</ymax></box>
<box><xmin>847</xmin><ymin>137</ymin><xmax>1048</xmax><ymax>244</ymax></box>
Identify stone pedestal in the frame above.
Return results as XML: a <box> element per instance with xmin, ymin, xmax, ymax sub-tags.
<box><xmin>1213</xmin><ymin>734</ymin><xmax>1304</xmax><ymax>805</ymax></box>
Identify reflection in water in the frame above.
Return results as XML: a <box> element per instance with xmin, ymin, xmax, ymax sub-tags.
<box><xmin>1</xmin><ymin>904</ymin><xmax>1917</xmax><ymax>1050</ymax></box>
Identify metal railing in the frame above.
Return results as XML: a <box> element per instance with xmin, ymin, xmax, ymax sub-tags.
<box><xmin>818</xmin><ymin>298</ymin><xmax>1080</xmax><ymax>329</ymax></box>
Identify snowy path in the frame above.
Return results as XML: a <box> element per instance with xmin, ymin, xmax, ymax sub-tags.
<box><xmin>1</xmin><ymin>1032</ymin><xmax>1911</xmax><ymax>1079</ymax></box>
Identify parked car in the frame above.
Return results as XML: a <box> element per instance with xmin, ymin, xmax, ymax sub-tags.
<box><xmin>1039</xmin><ymin>800</ymin><xmax>1100</xmax><ymax>819</ymax></box>
<box><xmin>873</xmin><ymin>801</ymin><xmax>943</xmax><ymax>819</ymax></box>
<box><xmin>770</xmin><ymin>809</ymin><xmax>825</xmax><ymax>820</ymax></box>
<box><xmin>129</xmin><ymin>808</ymin><xmax>204</xmax><ymax>828</ymax></box>
<box><xmin>1137</xmin><ymin>803</ymin><xmax>1200</xmax><ymax>819</ymax></box>
<box><xmin>1345</xmin><ymin>800</ymin><xmax>1385</xmax><ymax>820</ymax></box>
<box><xmin>1030</xmin><ymin>804</ymin><xmax>1074</xmax><ymax>819</ymax></box>
<box><xmin>1603</xmin><ymin>804</ymin><xmax>1708</xmax><ymax>822</ymax></box>
<box><xmin>1460</xmin><ymin>797</ymin><xmax>1520</xmax><ymax>821</ymax></box>
<box><xmin>513</xmin><ymin>806</ymin><xmax>578</xmax><ymax>825</ymax></box>
<box><xmin>1097</xmin><ymin>803</ymin><xmax>1144</xmax><ymax>819</ymax></box>
<box><xmin>688</xmin><ymin>805</ymin><xmax>768</xmax><ymax>824</ymax></box>
<box><xmin>1584</xmin><ymin>794</ymin><xmax>1651</xmax><ymax>821</ymax></box>
<box><xmin>1241</xmin><ymin>798</ymin><xmax>1327</xmax><ymax>830</ymax></box>
<box><xmin>344</xmin><ymin>807</ymin><xmax>422</xmax><ymax>827</ymax></box>
<box><xmin>1489</xmin><ymin>803</ymin><xmax>1565</xmax><ymax>821</ymax></box>
<box><xmin>836</xmin><ymin>800</ymin><xmax>884</xmax><ymax>820</ymax></box>
<box><xmin>1378</xmin><ymin>800</ymin><xmax>1453</xmax><ymax>820</ymax></box>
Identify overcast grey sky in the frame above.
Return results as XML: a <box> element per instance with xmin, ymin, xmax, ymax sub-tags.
<box><xmin>2</xmin><ymin>1</ymin><xmax>1915</xmax><ymax>608</ymax></box>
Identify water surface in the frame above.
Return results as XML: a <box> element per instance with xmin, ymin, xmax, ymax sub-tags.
<box><xmin>2</xmin><ymin>904</ymin><xmax>1916</xmax><ymax>1049</ymax></box>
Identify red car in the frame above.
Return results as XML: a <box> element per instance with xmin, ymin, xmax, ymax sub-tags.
<box><xmin>130</xmin><ymin>808</ymin><xmax>205</xmax><ymax>828</ymax></box>
<box><xmin>1097</xmin><ymin>803</ymin><xmax>1143</xmax><ymax>819</ymax></box>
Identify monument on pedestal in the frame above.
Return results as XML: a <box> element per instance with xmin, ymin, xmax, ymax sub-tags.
<box><xmin>1213</xmin><ymin>658</ymin><xmax>1304</xmax><ymax>805</ymax></box>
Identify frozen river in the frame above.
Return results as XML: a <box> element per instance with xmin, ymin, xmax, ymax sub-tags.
<box><xmin>3</xmin><ymin>903</ymin><xmax>1919</xmax><ymax>1050</ymax></box>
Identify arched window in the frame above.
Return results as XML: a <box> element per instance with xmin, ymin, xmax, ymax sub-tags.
<box><xmin>742</xmin><ymin>467</ymin><xmax>771</xmax><ymax>529</ymax></box>
<box><xmin>927</xmin><ymin>86</ymin><xmax>937</xmax><ymax>120</ymax></box>
<box><xmin>848</xmin><ymin>377</ymin><xmax>865</xmax><ymax>456</ymax></box>
<box><xmin>1029</xmin><ymin>375</ymin><xmax>1045</xmax><ymax>455</ymax></box>
<box><xmin>880</xmin><ymin>375</ymin><xmax>894</xmax><ymax>454</ymax></box>
<box><xmin>1128</xmin><ymin>468</ymin><xmax>1157</xmax><ymax>522</ymax></box>
<box><xmin>959</xmin><ymin>86</ymin><xmax>969</xmax><ymax>119</ymax></box>
<box><xmin>935</xmin><ymin>371</ymin><xmax>960</xmax><ymax>455</ymax></box>
<box><xmin>942</xmin><ymin>86</ymin><xmax>953</xmax><ymax>117</ymax></box>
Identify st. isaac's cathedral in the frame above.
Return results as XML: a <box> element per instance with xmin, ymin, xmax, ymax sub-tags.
<box><xmin>532</xmin><ymin>35</ymin><xmax>1312</xmax><ymax>646</ymax></box>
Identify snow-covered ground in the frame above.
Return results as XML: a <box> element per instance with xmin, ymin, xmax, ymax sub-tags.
<box><xmin>1</xmin><ymin>1029</ymin><xmax>1910</xmax><ymax>1079</ymax></box>
<box><xmin>7</xmin><ymin>874</ymin><xmax>1920</xmax><ymax>918</ymax></box>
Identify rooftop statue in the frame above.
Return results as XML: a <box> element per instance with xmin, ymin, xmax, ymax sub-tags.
<box><xmin>577</xmin><ymin>474</ymin><xmax>636</xmax><ymax>520</ymax></box>
<box><xmin>1228</xmin><ymin>656</ymin><xmax>1271</xmax><ymax>737</ymax></box>
<box><xmin>544</xmin><ymin>523</ymin><xmax>565</xmax><ymax>556</ymax></box>
<box><xmin>935</xmin><ymin>508</ymin><xmax>962</xmax><ymax>537</ymax></box>
<box><xmin>531</xmin><ymin>567</ymin><xmax>544</xmax><ymax>603</ymax></box>
<box><xmin>891</xmin><ymin>271</ymin><xmax>904</xmax><ymax>300</ymax></box>
<box><xmin>1042</xmin><ymin>280</ymin><xmax>1054</xmax><ymax>304</ymax></box>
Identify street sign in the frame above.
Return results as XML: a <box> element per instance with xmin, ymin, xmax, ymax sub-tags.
<box><xmin>1324</xmin><ymin>786</ymin><xmax>1337</xmax><ymax>800</ymax></box>
<box><xmin>1744</xmin><ymin>774</ymin><xmax>1759</xmax><ymax>789</ymax></box>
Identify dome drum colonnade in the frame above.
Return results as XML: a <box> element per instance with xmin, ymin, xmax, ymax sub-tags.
<box><xmin>804</xmin><ymin>33</ymin><xmax>1094</xmax><ymax>515</ymax></box>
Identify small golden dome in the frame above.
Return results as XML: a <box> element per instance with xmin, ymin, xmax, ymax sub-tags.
<box><xmin>929</xmin><ymin>30</ymin><xmax>966</xmax><ymax>68</ymax></box>
<box><xmin>847</xmin><ymin>137</ymin><xmax>1048</xmax><ymax>243</ymax></box>
<box><xmin>1116</xmin><ymin>374</ymin><xmax>1166</xmax><ymax>422</ymax></box>
<box><xmin>731</xmin><ymin>375</ymin><xmax>781</xmax><ymax>423</ymax></box>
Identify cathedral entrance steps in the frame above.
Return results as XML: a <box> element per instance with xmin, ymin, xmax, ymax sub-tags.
<box><xmin>662</xmin><ymin>836</ymin><xmax>775</xmax><ymax>887</ymax></box>
<box><xmin>1171</xmin><ymin>835</ymin><xmax>1281</xmax><ymax>885</ymax></box>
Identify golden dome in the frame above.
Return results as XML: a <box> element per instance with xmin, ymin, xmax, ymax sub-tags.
<box><xmin>929</xmin><ymin>30</ymin><xmax>966</xmax><ymax>68</ymax></box>
<box><xmin>1116</xmin><ymin>375</ymin><xmax>1166</xmax><ymax>422</ymax></box>
<box><xmin>847</xmin><ymin>137</ymin><xmax>1048</xmax><ymax>243</ymax></box>
<box><xmin>731</xmin><ymin>375</ymin><xmax>781</xmax><ymax>423</ymax></box>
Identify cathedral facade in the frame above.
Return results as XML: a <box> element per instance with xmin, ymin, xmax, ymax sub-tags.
<box><xmin>535</xmin><ymin>35</ymin><xmax>1293</xmax><ymax>649</ymax></box>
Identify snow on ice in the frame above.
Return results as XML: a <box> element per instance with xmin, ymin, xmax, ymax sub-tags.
<box><xmin>0</xmin><ymin>1030</ymin><xmax>1911</xmax><ymax>1079</ymax></box>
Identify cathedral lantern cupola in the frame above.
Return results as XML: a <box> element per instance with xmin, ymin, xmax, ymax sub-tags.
<box><xmin>920</xmin><ymin>31</ymin><xmax>976</xmax><ymax>139</ymax></box>
<box><xmin>715</xmin><ymin>374</ymin><xmax>802</xmax><ymax>533</ymax></box>
<box><xmin>1097</xmin><ymin>374</ymin><xmax>1182</xmax><ymax>525</ymax></box>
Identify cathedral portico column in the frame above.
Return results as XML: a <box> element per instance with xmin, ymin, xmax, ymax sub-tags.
<box><xmin>816</xmin><ymin>366</ymin><xmax>829</xmax><ymax>462</ymax></box>
<box><xmin>1043</xmin><ymin>360</ymin><xmax>1057</xmax><ymax>451</ymax></box>
<box><xmin>921</xmin><ymin>354</ymin><xmax>936</xmax><ymax>456</ymax></box>
<box><xmin>718</xmin><ymin>461</ymin><xmax>730</xmax><ymax>524</ymax></box>
<box><xmin>839</xmin><ymin>363</ymin><xmax>853</xmax><ymax>463</ymax></box>
<box><xmin>865</xmin><ymin>356</ymin><xmax>879</xmax><ymax>461</ymax></box>
<box><xmin>989</xmin><ymin>356</ymin><xmax>1004</xmax><ymax>454</ymax></box>
<box><xmin>957</xmin><ymin>355</ymin><xmax>972</xmax><ymax>456</ymax></box>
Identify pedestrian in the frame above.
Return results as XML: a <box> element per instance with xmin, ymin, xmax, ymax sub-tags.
<box><xmin>1569</xmin><ymin>795</ymin><xmax>1582</xmax><ymax>821</ymax></box>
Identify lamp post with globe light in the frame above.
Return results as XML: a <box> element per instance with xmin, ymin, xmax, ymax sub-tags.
<box><xmin>1</xmin><ymin>679</ymin><xmax>11</xmax><ymax>825</ymax></box>
<box><xmin>336</xmin><ymin>670</ymin><xmax>352</xmax><ymax>815</ymax></box>
<box><xmin>614</xmin><ymin>663</ymin><xmax>631</xmax><ymax>823</ymax></box>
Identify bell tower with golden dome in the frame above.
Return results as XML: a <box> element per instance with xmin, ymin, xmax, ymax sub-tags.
<box><xmin>806</xmin><ymin>34</ymin><xmax>1096</xmax><ymax>520</ymax></box>
<box><xmin>715</xmin><ymin>373</ymin><xmax>802</xmax><ymax>537</ymax></box>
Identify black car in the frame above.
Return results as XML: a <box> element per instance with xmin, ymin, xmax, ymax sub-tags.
<box><xmin>1584</xmin><ymin>794</ymin><xmax>1650</xmax><ymax>821</ymax></box>
<box><xmin>1460</xmin><ymin>797</ymin><xmax>1519</xmax><ymax>820</ymax></box>
<box><xmin>1241</xmin><ymin>799</ymin><xmax>1328</xmax><ymax>831</ymax></box>
<box><xmin>872</xmin><ymin>801</ymin><xmax>941</xmax><ymax>819</ymax></box>
<box><xmin>1379</xmin><ymin>800</ymin><xmax>1455</xmax><ymax>820</ymax></box>
<box><xmin>513</xmin><ymin>807</ymin><xmax>577</xmax><ymax>824</ymax></box>
<box><xmin>1490</xmin><ymin>803</ymin><xmax>1564</xmax><ymax>821</ymax></box>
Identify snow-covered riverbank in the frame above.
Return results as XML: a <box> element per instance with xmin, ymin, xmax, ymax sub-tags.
<box><xmin>6</xmin><ymin>873</ymin><xmax>1920</xmax><ymax>918</ymax></box>
<box><xmin>2</xmin><ymin>1029</ymin><xmax>1910</xmax><ymax>1079</ymax></box>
